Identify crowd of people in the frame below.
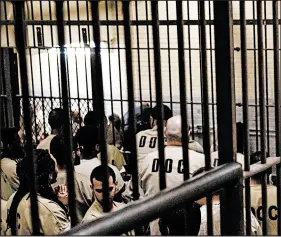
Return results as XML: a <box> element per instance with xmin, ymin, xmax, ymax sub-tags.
<box><xmin>0</xmin><ymin>104</ymin><xmax>278</xmax><ymax>235</ymax></box>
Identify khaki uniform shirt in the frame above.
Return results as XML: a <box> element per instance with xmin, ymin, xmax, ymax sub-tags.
<box><xmin>75</xmin><ymin>158</ymin><xmax>125</xmax><ymax>194</ymax></box>
<box><xmin>1</xmin><ymin>158</ymin><xmax>19</xmax><ymax>201</ymax></box>
<box><xmin>82</xmin><ymin>200</ymin><xmax>134</xmax><ymax>235</ymax></box>
<box><xmin>199</xmin><ymin>203</ymin><xmax>262</xmax><ymax>235</ymax></box>
<box><xmin>97</xmin><ymin>144</ymin><xmax>126</xmax><ymax>171</ymax></box>
<box><xmin>52</xmin><ymin>171</ymin><xmax>92</xmax><ymax>222</ymax></box>
<box><xmin>250</xmin><ymin>185</ymin><xmax>277</xmax><ymax>235</ymax></box>
<box><xmin>4</xmin><ymin>193</ymin><xmax>70</xmax><ymax>235</ymax></box>
<box><xmin>36</xmin><ymin>134</ymin><xmax>56</xmax><ymax>152</ymax></box>
<box><xmin>1</xmin><ymin>199</ymin><xmax>7</xmax><ymax>236</ymax></box>
<box><xmin>211</xmin><ymin>151</ymin><xmax>245</xmax><ymax>169</ymax></box>
<box><xmin>107</xmin><ymin>123</ymin><xmax>123</xmax><ymax>149</ymax></box>
<box><xmin>140</xmin><ymin>146</ymin><xmax>206</xmax><ymax>197</ymax></box>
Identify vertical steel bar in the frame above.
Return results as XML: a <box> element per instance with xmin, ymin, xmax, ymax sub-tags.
<box><xmin>134</xmin><ymin>0</ymin><xmax>143</xmax><ymax>114</ymax></box>
<box><xmin>208</xmin><ymin>0</ymin><xmax>216</xmax><ymax>151</ymax></box>
<box><xmin>151</xmin><ymin>0</ymin><xmax>166</xmax><ymax>190</ymax></box>
<box><xmin>199</xmin><ymin>1</ymin><xmax>213</xmax><ymax>235</ymax></box>
<box><xmin>55</xmin><ymin>0</ymin><xmax>78</xmax><ymax>226</ymax></box>
<box><xmin>145</xmin><ymin>0</ymin><xmax>152</xmax><ymax>107</ymax></box>
<box><xmin>273</xmin><ymin>0</ymin><xmax>281</xmax><ymax>234</ymax></box>
<box><xmin>114</xmin><ymin>0</ymin><xmax>125</xmax><ymax>137</ymax></box>
<box><xmin>257</xmin><ymin>1</ymin><xmax>268</xmax><ymax>235</ymax></box>
<box><xmin>253</xmin><ymin>1</ymin><xmax>259</xmax><ymax>151</ymax></box>
<box><xmin>85</xmin><ymin>0</ymin><xmax>91</xmax><ymax>110</ymax></box>
<box><xmin>186</xmin><ymin>1</ymin><xmax>195</xmax><ymax>139</ymax></box>
<box><xmin>13</xmin><ymin>1</ymin><xmax>40</xmax><ymax>234</ymax></box>
<box><xmin>264</xmin><ymin>2</ymin><xmax>270</xmax><ymax>155</ymax></box>
<box><xmin>90</xmin><ymin>0</ymin><xmax>110</xmax><ymax>212</ymax></box>
<box><xmin>213</xmin><ymin>1</ymin><xmax>244</xmax><ymax>235</ymax></box>
<box><xmin>240</xmin><ymin>1</ymin><xmax>251</xmax><ymax>235</ymax></box>
<box><xmin>165</xmin><ymin>0</ymin><xmax>173</xmax><ymax>112</ymax></box>
<box><xmin>176</xmin><ymin>1</ymin><xmax>189</xmax><ymax>181</ymax></box>
<box><xmin>105</xmin><ymin>0</ymin><xmax>116</xmax><ymax>146</ymax></box>
<box><xmin>122</xmin><ymin>0</ymin><xmax>140</xmax><ymax>201</ymax></box>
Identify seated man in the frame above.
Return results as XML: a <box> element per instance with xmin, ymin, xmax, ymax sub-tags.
<box><xmin>82</xmin><ymin>165</ymin><xmax>134</xmax><ymax>235</ymax></box>
<box><xmin>1</xmin><ymin>127</ymin><xmax>24</xmax><ymax>200</ymax></box>
<box><xmin>5</xmin><ymin>149</ymin><xmax>70</xmax><ymax>235</ymax></box>
<box><xmin>82</xmin><ymin>112</ymin><xmax>126</xmax><ymax>170</ymax></box>
<box><xmin>37</xmin><ymin>108</ymin><xmax>65</xmax><ymax>152</ymax></box>
<box><xmin>50</xmin><ymin>135</ymin><xmax>92</xmax><ymax>222</ymax></box>
<box><xmin>75</xmin><ymin>125</ymin><xmax>125</xmax><ymax>198</ymax></box>
<box><xmin>192</xmin><ymin>167</ymin><xmax>262</xmax><ymax>236</ymax></box>
<box><xmin>248</xmin><ymin>151</ymin><xmax>277</xmax><ymax>235</ymax></box>
<box><xmin>107</xmin><ymin>113</ymin><xmax>123</xmax><ymax>149</ymax></box>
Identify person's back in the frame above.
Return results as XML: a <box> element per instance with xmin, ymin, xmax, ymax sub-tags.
<box><xmin>1</xmin><ymin>199</ymin><xmax>7</xmax><ymax>236</ymax></box>
<box><xmin>1</xmin><ymin>127</ymin><xmax>24</xmax><ymax>201</ymax></box>
<box><xmin>50</xmin><ymin>135</ymin><xmax>92</xmax><ymax>222</ymax></box>
<box><xmin>107</xmin><ymin>114</ymin><xmax>123</xmax><ymax>149</ymax></box>
<box><xmin>37</xmin><ymin>108</ymin><xmax>65</xmax><ymax>152</ymax></box>
<box><xmin>16</xmin><ymin>193</ymin><xmax>70</xmax><ymax>235</ymax></box>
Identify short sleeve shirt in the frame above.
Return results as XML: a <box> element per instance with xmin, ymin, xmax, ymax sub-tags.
<box><xmin>36</xmin><ymin>134</ymin><xmax>56</xmax><ymax>152</ymax></box>
<box><xmin>52</xmin><ymin>171</ymin><xmax>92</xmax><ymax>222</ymax></box>
<box><xmin>1</xmin><ymin>158</ymin><xmax>19</xmax><ymax>201</ymax></box>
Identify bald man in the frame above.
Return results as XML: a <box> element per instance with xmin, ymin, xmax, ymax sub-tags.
<box><xmin>139</xmin><ymin>115</ymin><xmax>206</xmax><ymax>235</ymax></box>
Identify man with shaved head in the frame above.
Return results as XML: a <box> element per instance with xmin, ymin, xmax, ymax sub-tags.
<box><xmin>139</xmin><ymin>115</ymin><xmax>206</xmax><ymax>235</ymax></box>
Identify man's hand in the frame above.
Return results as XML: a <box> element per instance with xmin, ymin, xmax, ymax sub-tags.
<box><xmin>56</xmin><ymin>185</ymin><xmax>69</xmax><ymax>206</ymax></box>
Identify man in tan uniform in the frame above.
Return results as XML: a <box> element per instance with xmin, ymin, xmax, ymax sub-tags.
<box><xmin>37</xmin><ymin>108</ymin><xmax>65</xmax><ymax>152</ymax></box>
<box><xmin>107</xmin><ymin>113</ymin><xmax>123</xmax><ymax>149</ymax></box>
<box><xmin>1</xmin><ymin>199</ymin><xmax>7</xmax><ymax>236</ymax></box>
<box><xmin>192</xmin><ymin>167</ymin><xmax>262</xmax><ymax>236</ymax></box>
<box><xmin>1</xmin><ymin>128</ymin><xmax>24</xmax><ymax>201</ymax></box>
<box><xmin>4</xmin><ymin>149</ymin><xmax>70</xmax><ymax>235</ymax></box>
<box><xmin>82</xmin><ymin>165</ymin><xmax>134</xmax><ymax>235</ymax></box>
<box><xmin>248</xmin><ymin>151</ymin><xmax>278</xmax><ymax>235</ymax></box>
<box><xmin>81</xmin><ymin>113</ymin><xmax>127</xmax><ymax>170</ymax></box>
<box><xmin>50</xmin><ymin>135</ymin><xmax>92</xmax><ymax>222</ymax></box>
<box><xmin>75</xmin><ymin>126</ymin><xmax>125</xmax><ymax>196</ymax></box>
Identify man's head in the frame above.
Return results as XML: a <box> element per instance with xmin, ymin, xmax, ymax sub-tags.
<box><xmin>48</xmin><ymin>108</ymin><xmax>65</xmax><ymax>132</ymax></box>
<box><xmin>150</xmin><ymin>104</ymin><xmax>172</xmax><ymax>128</ymax></box>
<box><xmin>250</xmin><ymin>151</ymin><xmax>270</xmax><ymax>184</ymax></box>
<box><xmin>90</xmin><ymin>165</ymin><xmax>117</xmax><ymax>210</ymax></box>
<box><xmin>1</xmin><ymin>127</ymin><xmax>24</xmax><ymax>159</ymax></box>
<box><xmin>76</xmin><ymin>125</ymin><xmax>100</xmax><ymax>159</ymax></box>
<box><xmin>50</xmin><ymin>135</ymin><xmax>68</xmax><ymax>170</ymax></box>
<box><xmin>165</xmin><ymin>115</ymin><xmax>190</xmax><ymax>145</ymax></box>
<box><xmin>17</xmin><ymin>149</ymin><xmax>58</xmax><ymax>186</ymax></box>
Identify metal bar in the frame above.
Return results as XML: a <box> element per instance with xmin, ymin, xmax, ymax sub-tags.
<box><xmin>186</xmin><ymin>1</ymin><xmax>194</xmax><ymax>139</ymax></box>
<box><xmin>114</xmin><ymin>0</ymin><xmax>125</xmax><ymax>138</ymax></box>
<box><xmin>253</xmin><ymin>1</ymin><xmax>259</xmax><ymax>151</ymax></box>
<box><xmin>151</xmin><ymin>0</ymin><xmax>166</xmax><ymax>190</ymax></box>
<box><xmin>105</xmin><ymin>0</ymin><xmax>116</xmax><ymax>146</ymax></box>
<box><xmin>55</xmin><ymin>0</ymin><xmax>78</xmax><ymax>226</ymax></box>
<box><xmin>273</xmin><ymin>0</ymin><xmax>281</xmax><ymax>234</ymax></box>
<box><xmin>264</xmin><ymin>2</ymin><xmax>270</xmax><ymax>155</ymax></box>
<box><xmin>13</xmin><ymin>1</ymin><xmax>40</xmax><ymax>234</ymax></box>
<box><xmin>90</xmin><ymin>0</ymin><xmax>110</xmax><ymax>212</ymax></box>
<box><xmin>243</xmin><ymin>157</ymin><xmax>281</xmax><ymax>179</ymax></box>
<box><xmin>213</xmin><ymin>1</ymin><xmax>244</xmax><ymax>235</ymax></box>
<box><xmin>166</xmin><ymin>0</ymin><xmax>173</xmax><ymax>112</ymax></box>
<box><xmin>240</xmin><ymin>1</ymin><xmax>251</xmax><ymax>235</ymax></box>
<box><xmin>64</xmin><ymin>162</ymin><xmax>243</xmax><ymax>236</ymax></box>
<box><xmin>199</xmin><ymin>1</ymin><xmax>213</xmax><ymax>235</ymax></box>
<box><xmin>134</xmin><ymin>0</ymin><xmax>143</xmax><ymax>114</ymax></box>
<box><xmin>145</xmin><ymin>0</ymin><xmax>153</xmax><ymax>107</ymax></box>
<box><xmin>85</xmin><ymin>0</ymin><xmax>91</xmax><ymax>110</ymax></box>
<box><xmin>122</xmin><ymin>0</ymin><xmax>139</xmax><ymax>201</ymax></box>
<box><xmin>28</xmin><ymin>48</ymin><xmax>39</xmax><ymax>142</ymax></box>
<box><xmin>176</xmin><ymin>1</ymin><xmax>189</xmax><ymax>181</ymax></box>
<box><xmin>257</xmin><ymin>1</ymin><xmax>268</xmax><ymax>234</ymax></box>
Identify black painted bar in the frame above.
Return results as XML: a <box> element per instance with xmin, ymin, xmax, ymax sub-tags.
<box><xmin>151</xmin><ymin>0</ymin><xmax>166</xmax><ymax>190</ymax></box>
<box><xmin>240</xmin><ymin>1</ymin><xmax>251</xmax><ymax>235</ymax></box>
<box><xmin>55</xmin><ymin>0</ymin><xmax>78</xmax><ymax>226</ymax></box>
<box><xmin>13</xmin><ymin>1</ymin><xmax>40</xmax><ymax>234</ymax></box>
<box><xmin>90</xmin><ymin>0</ymin><xmax>110</xmax><ymax>212</ymax></box>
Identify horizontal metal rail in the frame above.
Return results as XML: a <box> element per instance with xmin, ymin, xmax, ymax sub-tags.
<box><xmin>243</xmin><ymin>156</ymin><xmax>281</xmax><ymax>179</ymax></box>
<box><xmin>63</xmin><ymin>162</ymin><xmax>242</xmax><ymax>236</ymax></box>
